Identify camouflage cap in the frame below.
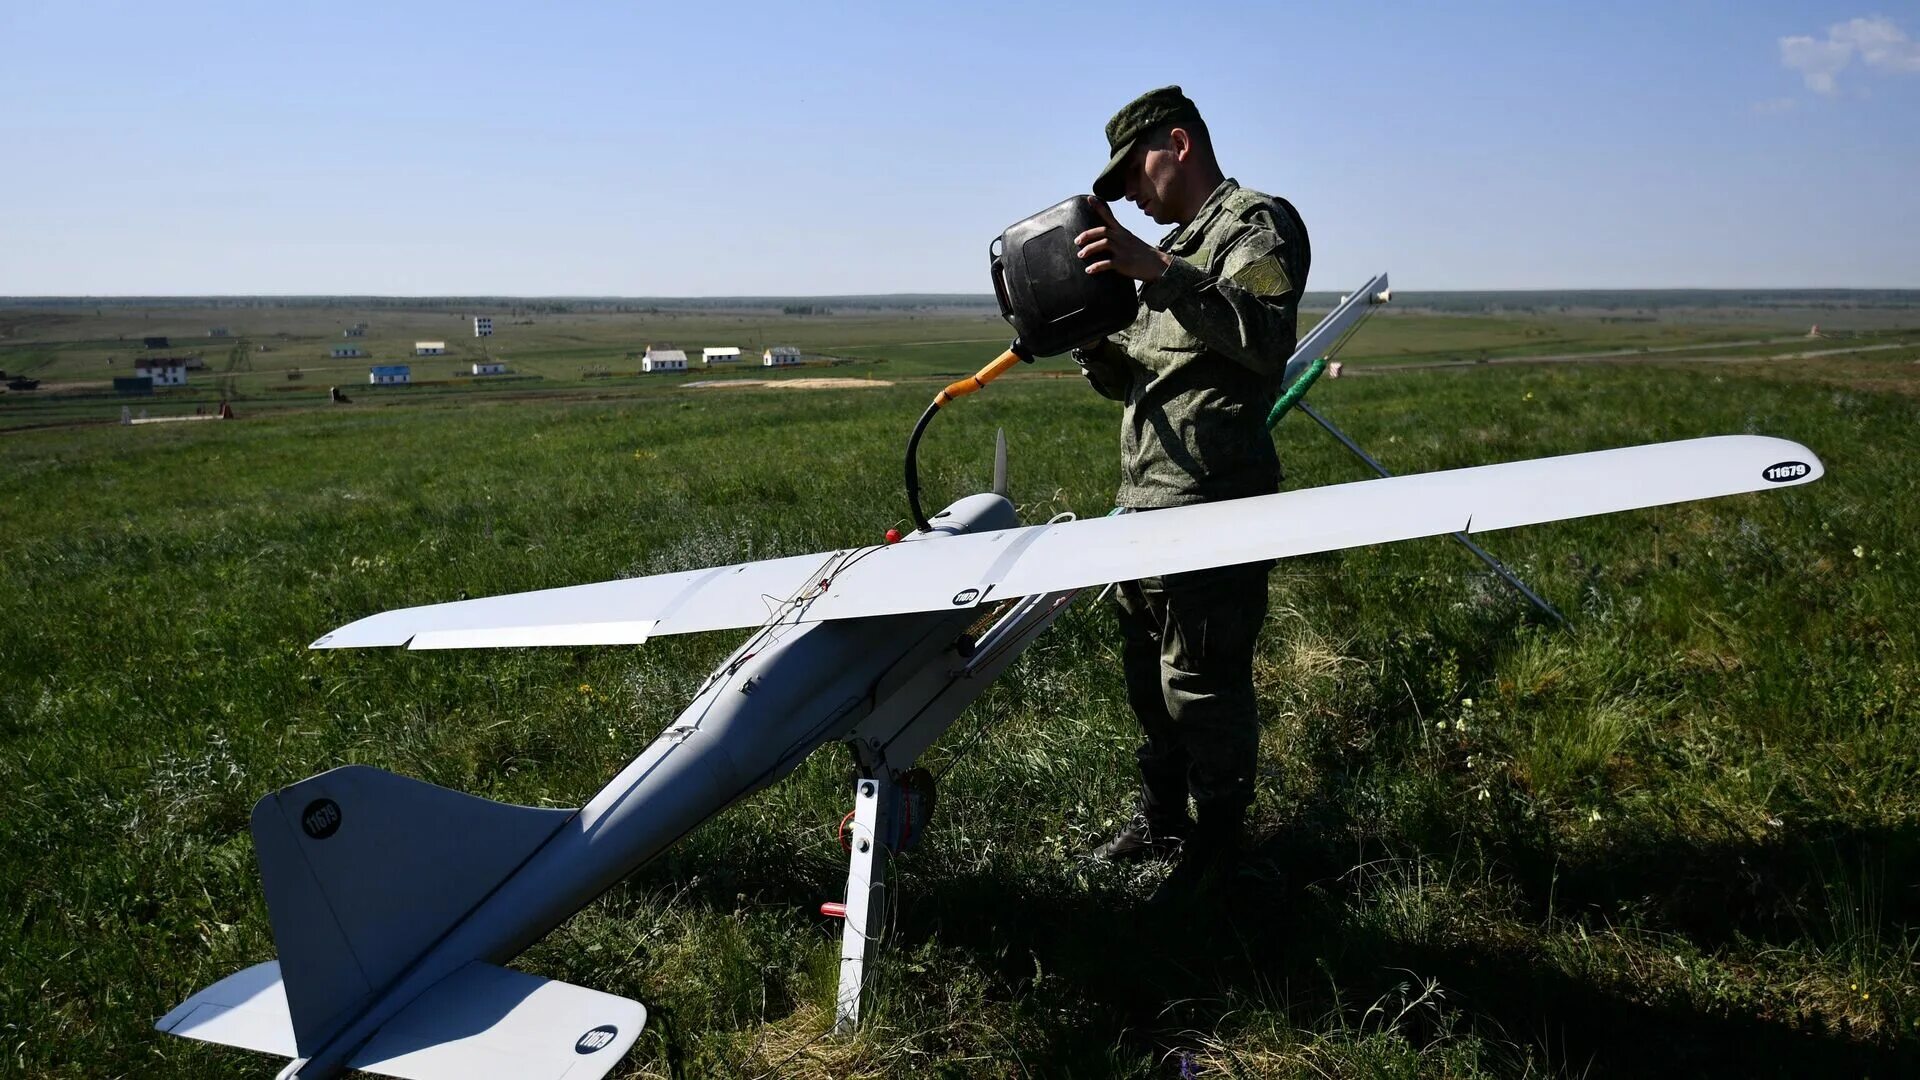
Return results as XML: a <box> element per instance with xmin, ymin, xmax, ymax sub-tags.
<box><xmin>1093</xmin><ymin>85</ymin><xmax>1203</xmax><ymax>200</ymax></box>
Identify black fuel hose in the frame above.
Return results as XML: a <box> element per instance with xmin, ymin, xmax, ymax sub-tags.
<box><xmin>904</xmin><ymin>400</ymin><xmax>942</xmax><ymax>533</ymax></box>
<box><xmin>903</xmin><ymin>339</ymin><xmax>1030</xmax><ymax>533</ymax></box>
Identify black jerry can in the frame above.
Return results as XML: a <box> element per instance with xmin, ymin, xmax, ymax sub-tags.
<box><xmin>991</xmin><ymin>196</ymin><xmax>1141</xmax><ymax>357</ymax></box>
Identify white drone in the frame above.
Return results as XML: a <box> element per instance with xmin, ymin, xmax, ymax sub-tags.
<box><xmin>156</xmin><ymin>275</ymin><xmax>1824</xmax><ymax>1079</ymax></box>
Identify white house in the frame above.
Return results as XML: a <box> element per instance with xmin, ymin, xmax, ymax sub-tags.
<box><xmin>472</xmin><ymin>361</ymin><xmax>506</xmax><ymax>376</ymax></box>
<box><xmin>369</xmin><ymin>364</ymin><xmax>411</xmax><ymax>385</ymax></box>
<box><xmin>763</xmin><ymin>346</ymin><xmax>802</xmax><ymax>367</ymax></box>
<box><xmin>641</xmin><ymin>346</ymin><xmax>688</xmax><ymax>373</ymax></box>
<box><xmin>208</xmin><ymin>326</ymin><xmax>231</xmax><ymax>337</ymax></box>
<box><xmin>702</xmin><ymin>346</ymin><xmax>741</xmax><ymax>365</ymax></box>
<box><xmin>473</xmin><ymin>316</ymin><xmax>493</xmax><ymax>337</ymax></box>
<box><xmin>332</xmin><ymin>344</ymin><xmax>365</xmax><ymax>358</ymax></box>
<box><xmin>414</xmin><ymin>341</ymin><xmax>446</xmax><ymax>356</ymax></box>
<box><xmin>133</xmin><ymin>357</ymin><xmax>188</xmax><ymax>387</ymax></box>
<box><xmin>344</xmin><ymin>325</ymin><xmax>367</xmax><ymax>337</ymax></box>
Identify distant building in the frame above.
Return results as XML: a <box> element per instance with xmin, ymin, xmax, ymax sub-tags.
<box><xmin>331</xmin><ymin>344</ymin><xmax>365</xmax><ymax>358</ymax></box>
<box><xmin>472</xmin><ymin>361</ymin><xmax>506</xmax><ymax>376</ymax></box>
<box><xmin>133</xmin><ymin>357</ymin><xmax>188</xmax><ymax>387</ymax></box>
<box><xmin>369</xmin><ymin>364</ymin><xmax>411</xmax><ymax>385</ymax></box>
<box><xmin>763</xmin><ymin>346</ymin><xmax>802</xmax><ymax>368</ymax></box>
<box><xmin>344</xmin><ymin>325</ymin><xmax>367</xmax><ymax>337</ymax></box>
<box><xmin>142</xmin><ymin>336</ymin><xmax>170</xmax><ymax>349</ymax></box>
<box><xmin>473</xmin><ymin>316</ymin><xmax>494</xmax><ymax>337</ymax></box>
<box><xmin>414</xmin><ymin>341</ymin><xmax>446</xmax><ymax>356</ymax></box>
<box><xmin>703</xmin><ymin>346</ymin><xmax>741</xmax><ymax>365</ymax></box>
<box><xmin>642</xmin><ymin>346</ymin><xmax>688</xmax><ymax>373</ymax></box>
<box><xmin>208</xmin><ymin>326</ymin><xmax>230</xmax><ymax>337</ymax></box>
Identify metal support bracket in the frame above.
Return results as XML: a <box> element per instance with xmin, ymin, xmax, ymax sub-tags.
<box><xmin>827</xmin><ymin>585</ymin><xmax>1085</xmax><ymax>1033</ymax></box>
<box><xmin>1296</xmin><ymin>401</ymin><xmax>1569</xmax><ymax>628</ymax></box>
<box><xmin>832</xmin><ymin>772</ymin><xmax>898</xmax><ymax>1032</ymax></box>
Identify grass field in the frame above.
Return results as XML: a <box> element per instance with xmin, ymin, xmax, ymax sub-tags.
<box><xmin>7</xmin><ymin>293</ymin><xmax>1915</xmax><ymax>433</ymax></box>
<box><xmin>3</xmin><ymin>300</ymin><xmax>1920</xmax><ymax>1077</ymax></box>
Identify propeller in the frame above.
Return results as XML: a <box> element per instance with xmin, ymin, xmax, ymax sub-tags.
<box><xmin>992</xmin><ymin>428</ymin><xmax>1009</xmax><ymax>499</ymax></box>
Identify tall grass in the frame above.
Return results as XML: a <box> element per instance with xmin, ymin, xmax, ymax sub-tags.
<box><xmin>2</xmin><ymin>354</ymin><xmax>1917</xmax><ymax>1075</ymax></box>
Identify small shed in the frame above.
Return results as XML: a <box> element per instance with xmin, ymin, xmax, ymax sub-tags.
<box><xmin>369</xmin><ymin>364</ymin><xmax>411</xmax><ymax>385</ymax></box>
<box><xmin>208</xmin><ymin>326</ymin><xmax>231</xmax><ymax>337</ymax></box>
<box><xmin>642</xmin><ymin>346</ymin><xmax>688</xmax><ymax>373</ymax></box>
<box><xmin>474</xmin><ymin>316</ymin><xmax>494</xmax><ymax>337</ymax></box>
<box><xmin>703</xmin><ymin>346</ymin><xmax>742</xmax><ymax>365</ymax></box>
<box><xmin>472</xmin><ymin>361</ymin><xmax>507</xmax><ymax>376</ymax></box>
<box><xmin>763</xmin><ymin>346</ymin><xmax>802</xmax><ymax>368</ymax></box>
<box><xmin>415</xmin><ymin>341</ymin><xmax>446</xmax><ymax>356</ymax></box>
<box><xmin>332</xmin><ymin>345</ymin><xmax>365</xmax><ymax>358</ymax></box>
<box><xmin>133</xmin><ymin>357</ymin><xmax>189</xmax><ymax>387</ymax></box>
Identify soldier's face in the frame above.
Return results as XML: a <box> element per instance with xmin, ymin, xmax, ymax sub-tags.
<box><xmin>1123</xmin><ymin>130</ymin><xmax>1189</xmax><ymax>225</ymax></box>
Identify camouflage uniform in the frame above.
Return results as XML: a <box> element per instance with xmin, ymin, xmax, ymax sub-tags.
<box><xmin>1076</xmin><ymin>177</ymin><xmax>1309</xmax><ymax>830</ymax></box>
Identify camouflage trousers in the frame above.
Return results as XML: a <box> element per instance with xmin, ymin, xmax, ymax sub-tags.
<box><xmin>1112</xmin><ymin>560</ymin><xmax>1272</xmax><ymax>827</ymax></box>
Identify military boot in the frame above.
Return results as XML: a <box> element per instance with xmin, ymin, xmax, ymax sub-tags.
<box><xmin>1094</xmin><ymin>757</ymin><xmax>1193</xmax><ymax>862</ymax></box>
<box><xmin>1145</xmin><ymin>807</ymin><xmax>1245</xmax><ymax>907</ymax></box>
<box><xmin>1091</xmin><ymin>812</ymin><xmax>1192</xmax><ymax>862</ymax></box>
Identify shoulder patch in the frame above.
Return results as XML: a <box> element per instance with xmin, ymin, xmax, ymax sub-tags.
<box><xmin>1229</xmin><ymin>251</ymin><xmax>1293</xmax><ymax>298</ymax></box>
<box><xmin>1221</xmin><ymin>228</ymin><xmax>1292</xmax><ymax>297</ymax></box>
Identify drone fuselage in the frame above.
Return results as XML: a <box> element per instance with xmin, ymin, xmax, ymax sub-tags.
<box><xmin>286</xmin><ymin>494</ymin><xmax>1016</xmax><ymax>1078</ymax></box>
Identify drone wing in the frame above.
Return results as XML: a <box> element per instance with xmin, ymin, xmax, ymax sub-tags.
<box><xmin>314</xmin><ymin>435</ymin><xmax>1821</xmax><ymax>651</ymax></box>
<box><xmin>805</xmin><ymin>434</ymin><xmax>1822</xmax><ymax>620</ymax></box>
<box><xmin>312</xmin><ymin>549</ymin><xmax>847</xmax><ymax>649</ymax></box>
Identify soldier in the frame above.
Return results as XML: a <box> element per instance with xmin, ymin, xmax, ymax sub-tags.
<box><xmin>1071</xmin><ymin>86</ymin><xmax>1310</xmax><ymax>903</ymax></box>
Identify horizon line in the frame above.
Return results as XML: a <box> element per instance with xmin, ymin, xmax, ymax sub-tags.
<box><xmin>6</xmin><ymin>286</ymin><xmax>1920</xmax><ymax>303</ymax></box>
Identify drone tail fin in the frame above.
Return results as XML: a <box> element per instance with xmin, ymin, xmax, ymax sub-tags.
<box><xmin>243</xmin><ymin>765</ymin><xmax>576</xmax><ymax>1052</ymax></box>
<box><xmin>159</xmin><ymin>766</ymin><xmax>652</xmax><ymax>1076</ymax></box>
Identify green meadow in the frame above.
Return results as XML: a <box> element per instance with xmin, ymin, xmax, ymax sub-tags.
<box><xmin>9</xmin><ymin>292</ymin><xmax>1909</xmax><ymax>432</ymax></box>
<box><xmin>3</xmin><ymin>299</ymin><xmax>1920</xmax><ymax>1076</ymax></box>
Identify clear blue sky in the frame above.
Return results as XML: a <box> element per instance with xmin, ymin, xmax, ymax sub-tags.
<box><xmin>2</xmin><ymin>2</ymin><xmax>1915</xmax><ymax>295</ymax></box>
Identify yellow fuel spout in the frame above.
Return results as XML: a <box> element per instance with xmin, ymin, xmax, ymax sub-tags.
<box><xmin>933</xmin><ymin>347</ymin><xmax>1024</xmax><ymax>408</ymax></box>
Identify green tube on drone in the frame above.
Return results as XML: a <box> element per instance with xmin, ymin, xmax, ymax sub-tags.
<box><xmin>1266</xmin><ymin>354</ymin><xmax>1328</xmax><ymax>429</ymax></box>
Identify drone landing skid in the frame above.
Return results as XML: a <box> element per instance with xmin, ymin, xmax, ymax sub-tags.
<box><xmin>824</xmin><ymin>583</ymin><xmax>1086</xmax><ymax>1029</ymax></box>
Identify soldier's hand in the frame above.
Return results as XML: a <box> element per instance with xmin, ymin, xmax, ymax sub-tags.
<box><xmin>1077</xmin><ymin>198</ymin><xmax>1171</xmax><ymax>283</ymax></box>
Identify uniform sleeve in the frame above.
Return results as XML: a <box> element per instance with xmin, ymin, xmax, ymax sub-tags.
<box><xmin>1137</xmin><ymin>213</ymin><xmax>1300</xmax><ymax>378</ymax></box>
<box><xmin>1072</xmin><ymin>337</ymin><xmax>1134</xmax><ymax>402</ymax></box>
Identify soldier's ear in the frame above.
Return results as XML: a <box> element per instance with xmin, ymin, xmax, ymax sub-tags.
<box><xmin>1167</xmin><ymin>126</ymin><xmax>1194</xmax><ymax>164</ymax></box>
